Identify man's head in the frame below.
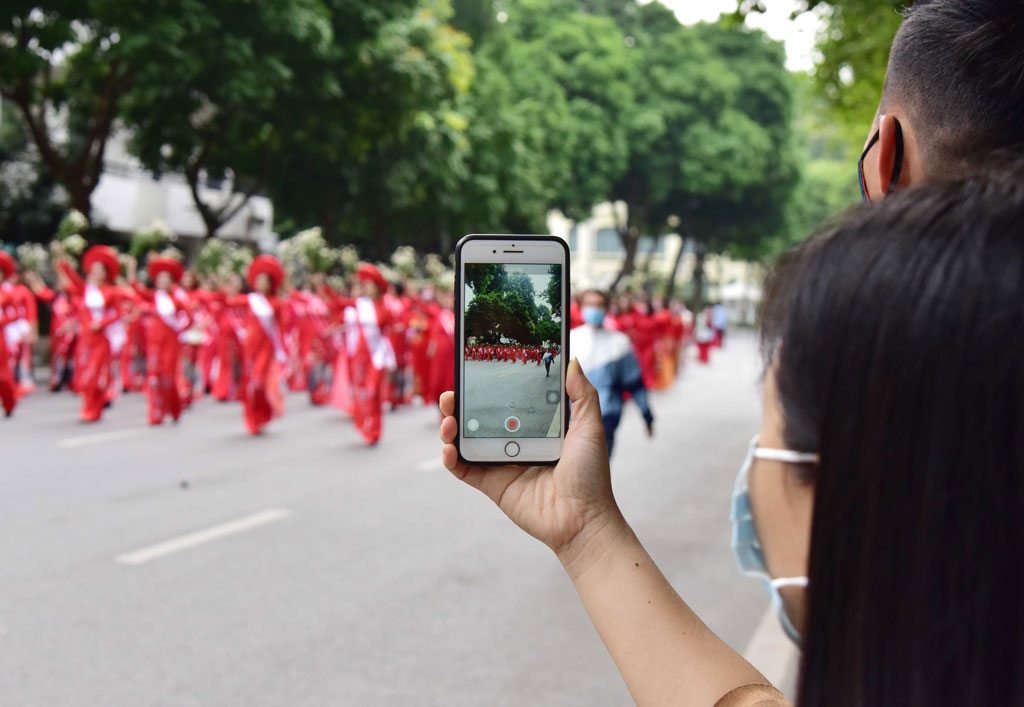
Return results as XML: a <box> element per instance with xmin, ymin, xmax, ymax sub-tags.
<box><xmin>580</xmin><ymin>289</ymin><xmax>610</xmax><ymax>328</ymax></box>
<box><xmin>861</xmin><ymin>0</ymin><xmax>1024</xmax><ymax>201</ymax></box>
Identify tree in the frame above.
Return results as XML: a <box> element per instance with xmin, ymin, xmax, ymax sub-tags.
<box><xmin>662</xmin><ymin>22</ymin><xmax>799</xmax><ymax>307</ymax></box>
<box><xmin>0</xmin><ymin>3</ymin><xmax>151</xmax><ymax>219</ymax></box>
<box><xmin>0</xmin><ymin>97</ymin><xmax>66</xmax><ymax>243</ymax></box>
<box><xmin>122</xmin><ymin>0</ymin><xmax>337</xmax><ymax>238</ymax></box>
<box><xmin>268</xmin><ymin>0</ymin><xmax>474</xmax><ymax>257</ymax></box>
<box><xmin>737</xmin><ymin>0</ymin><xmax>904</xmax><ymax>149</ymax></box>
<box><xmin>465</xmin><ymin>264</ymin><xmax>546</xmax><ymax>345</ymax></box>
<box><xmin>543</xmin><ymin>264</ymin><xmax>563</xmax><ymax>319</ymax></box>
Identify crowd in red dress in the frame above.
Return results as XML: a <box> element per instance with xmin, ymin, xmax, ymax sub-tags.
<box><xmin>3</xmin><ymin>245</ymin><xmax>723</xmax><ymax>441</ymax></box>
<box><xmin>0</xmin><ymin>247</ymin><xmax>457</xmax><ymax>444</ymax></box>
<box><xmin>465</xmin><ymin>344</ymin><xmax>560</xmax><ymax>365</ymax></box>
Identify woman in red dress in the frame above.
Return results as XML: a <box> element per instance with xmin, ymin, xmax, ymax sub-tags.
<box><xmin>129</xmin><ymin>256</ymin><xmax>192</xmax><ymax>425</ymax></box>
<box><xmin>424</xmin><ymin>288</ymin><xmax>455</xmax><ymax>408</ymax></box>
<box><xmin>237</xmin><ymin>255</ymin><xmax>287</xmax><ymax>435</ymax></box>
<box><xmin>0</xmin><ymin>284</ymin><xmax>21</xmax><ymax>417</ymax></box>
<box><xmin>342</xmin><ymin>264</ymin><xmax>396</xmax><ymax>445</ymax></box>
<box><xmin>57</xmin><ymin>246</ymin><xmax>125</xmax><ymax>423</ymax></box>
<box><xmin>209</xmin><ymin>273</ymin><xmax>246</xmax><ymax>402</ymax></box>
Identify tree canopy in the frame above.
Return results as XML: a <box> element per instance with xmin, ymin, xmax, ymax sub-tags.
<box><xmin>465</xmin><ymin>263</ymin><xmax>561</xmax><ymax>346</ymax></box>
<box><xmin>2</xmin><ymin>0</ymin><xmax>856</xmax><ymax>294</ymax></box>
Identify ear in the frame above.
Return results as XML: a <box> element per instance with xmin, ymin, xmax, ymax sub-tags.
<box><xmin>875</xmin><ymin>114</ymin><xmax>900</xmax><ymax>194</ymax></box>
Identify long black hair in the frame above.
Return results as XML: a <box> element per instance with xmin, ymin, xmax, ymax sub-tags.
<box><xmin>760</xmin><ymin>168</ymin><xmax>1024</xmax><ymax>707</ymax></box>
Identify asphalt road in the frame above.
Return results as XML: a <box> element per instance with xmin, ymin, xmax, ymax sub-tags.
<box><xmin>463</xmin><ymin>359</ymin><xmax>561</xmax><ymax>438</ymax></box>
<box><xmin>0</xmin><ymin>331</ymin><xmax>791</xmax><ymax>706</ymax></box>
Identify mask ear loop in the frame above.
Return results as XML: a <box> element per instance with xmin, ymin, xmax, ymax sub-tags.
<box><xmin>858</xmin><ymin>117</ymin><xmax>904</xmax><ymax>202</ymax></box>
<box><xmin>886</xmin><ymin>118</ymin><xmax>904</xmax><ymax>196</ymax></box>
<box><xmin>858</xmin><ymin>131</ymin><xmax>880</xmax><ymax>202</ymax></box>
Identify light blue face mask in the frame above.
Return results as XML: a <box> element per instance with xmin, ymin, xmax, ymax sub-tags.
<box><xmin>730</xmin><ymin>434</ymin><xmax>819</xmax><ymax>646</ymax></box>
<box><xmin>582</xmin><ymin>306</ymin><xmax>605</xmax><ymax>327</ymax></box>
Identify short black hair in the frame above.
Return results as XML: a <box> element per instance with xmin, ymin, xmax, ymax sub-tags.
<box><xmin>882</xmin><ymin>0</ymin><xmax>1024</xmax><ymax>175</ymax></box>
<box><xmin>579</xmin><ymin>288</ymin><xmax>610</xmax><ymax>307</ymax></box>
<box><xmin>761</xmin><ymin>164</ymin><xmax>1024</xmax><ymax>706</ymax></box>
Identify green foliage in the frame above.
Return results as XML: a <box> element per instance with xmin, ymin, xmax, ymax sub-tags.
<box><xmin>2</xmin><ymin>0</ymin><xmax>813</xmax><ymax>271</ymax></box>
<box><xmin>0</xmin><ymin>98</ymin><xmax>66</xmax><ymax>244</ymax></box>
<box><xmin>196</xmin><ymin>238</ymin><xmax>253</xmax><ymax>278</ymax></box>
<box><xmin>766</xmin><ymin>72</ymin><xmax>861</xmax><ymax>256</ymax></box>
<box><xmin>803</xmin><ymin>0</ymin><xmax>903</xmax><ymax>149</ymax></box>
<box><xmin>129</xmin><ymin>220</ymin><xmax>175</xmax><ymax>258</ymax></box>
<box><xmin>465</xmin><ymin>263</ymin><xmax>556</xmax><ymax>345</ymax></box>
<box><xmin>0</xmin><ymin>2</ymin><xmax>187</xmax><ymax>216</ymax></box>
<box><xmin>738</xmin><ymin>0</ymin><xmax>904</xmax><ymax>152</ymax></box>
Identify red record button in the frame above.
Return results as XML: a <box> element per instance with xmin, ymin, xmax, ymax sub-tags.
<box><xmin>504</xmin><ymin>416</ymin><xmax>521</xmax><ymax>433</ymax></box>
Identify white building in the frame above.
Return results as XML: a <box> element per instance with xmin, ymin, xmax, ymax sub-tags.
<box><xmin>547</xmin><ymin>202</ymin><xmax>764</xmax><ymax>321</ymax></box>
<box><xmin>90</xmin><ymin>131</ymin><xmax>275</xmax><ymax>252</ymax></box>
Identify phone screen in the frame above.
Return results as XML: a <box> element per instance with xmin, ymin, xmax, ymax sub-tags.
<box><xmin>462</xmin><ymin>262</ymin><xmax>563</xmax><ymax>439</ymax></box>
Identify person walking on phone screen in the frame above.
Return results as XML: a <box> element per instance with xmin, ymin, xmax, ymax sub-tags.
<box><xmin>570</xmin><ymin>289</ymin><xmax>653</xmax><ymax>456</ymax></box>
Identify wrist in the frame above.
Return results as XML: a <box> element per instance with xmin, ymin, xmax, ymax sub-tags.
<box><xmin>556</xmin><ymin>507</ymin><xmax>634</xmax><ymax>582</ymax></box>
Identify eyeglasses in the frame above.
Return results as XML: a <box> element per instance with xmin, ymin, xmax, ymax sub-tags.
<box><xmin>858</xmin><ymin>117</ymin><xmax>904</xmax><ymax>203</ymax></box>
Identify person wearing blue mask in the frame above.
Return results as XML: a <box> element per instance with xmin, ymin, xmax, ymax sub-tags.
<box><xmin>439</xmin><ymin>166</ymin><xmax>1024</xmax><ymax>706</ymax></box>
<box><xmin>569</xmin><ymin>289</ymin><xmax>654</xmax><ymax>456</ymax></box>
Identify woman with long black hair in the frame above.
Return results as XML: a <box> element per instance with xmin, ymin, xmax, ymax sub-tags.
<box><xmin>440</xmin><ymin>167</ymin><xmax>1024</xmax><ymax>706</ymax></box>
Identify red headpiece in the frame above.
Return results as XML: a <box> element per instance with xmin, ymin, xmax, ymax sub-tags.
<box><xmin>82</xmin><ymin>245</ymin><xmax>121</xmax><ymax>284</ymax></box>
<box><xmin>147</xmin><ymin>255</ymin><xmax>184</xmax><ymax>285</ymax></box>
<box><xmin>0</xmin><ymin>251</ymin><xmax>16</xmax><ymax>279</ymax></box>
<box><xmin>247</xmin><ymin>254</ymin><xmax>285</xmax><ymax>294</ymax></box>
<box><xmin>356</xmin><ymin>263</ymin><xmax>390</xmax><ymax>293</ymax></box>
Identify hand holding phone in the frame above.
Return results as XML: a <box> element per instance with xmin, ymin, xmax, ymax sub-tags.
<box><xmin>439</xmin><ymin>360</ymin><xmax>623</xmax><ymax>561</ymax></box>
<box><xmin>454</xmin><ymin>235</ymin><xmax>569</xmax><ymax>465</ymax></box>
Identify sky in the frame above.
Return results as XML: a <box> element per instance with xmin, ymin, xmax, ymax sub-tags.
<box><xmin>657</xmin><ymin>0</ymin><xmax>822</xmax><ymax>72</ymax></box>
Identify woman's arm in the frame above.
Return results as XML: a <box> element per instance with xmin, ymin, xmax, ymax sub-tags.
<box><xmin>130</xmin><ymin>280</ymin><xmax>155</xmax><ymax>303</ymax></box>
<box><xmin>559</xmin><ymin>514</ymin><xmax>779</xmax><ymax>706</ymax></box>
<box><xmin>440</xmin><ymin>362</ymin><xmax>782</xmax><ymax>707</ymax></box>
<box><xmin>56</xmin><ymin>260</ymin><xmax>84</xmax><ymax>296</ymax></box>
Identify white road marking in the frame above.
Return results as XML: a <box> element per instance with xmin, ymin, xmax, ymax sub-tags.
<box><xmin>58</xmin><ymin>427</ymin><xmax>152</xmax><ymax>449</ymax></box>
<box><xmin>742</xmin><ymin>605</ymin><xmax>797</xmax><ymax>692</ymax></box>
<box><xmin>546</xmin><ymin>403</ymin><xmax>562</xmax><ymax>438</ymax></box>
<box><xmin>115</xmin><ymin>509</ymin><xmax>292</xmax><ymax>566</ymax></box>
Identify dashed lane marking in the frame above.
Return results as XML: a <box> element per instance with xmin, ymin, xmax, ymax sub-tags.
<box><xmin>115</xmin><ymin>509</ymin><xmax>292</xmax><ymax>566</ymax></box>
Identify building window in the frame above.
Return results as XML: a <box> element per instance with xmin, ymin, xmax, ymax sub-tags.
<box><xmin>638</xmin><ymin>236</ymin><xmax>666</xmax><ymax>254</ymax></box>
<box><xmin>568</xmin><ymin>226</ymin><xmax>578</xmax><ymax>252</ymax></box>
<box><xmin>596</xmin><ymin>228</ymin><xmax>623</xmax><ymax>253</ymax></box>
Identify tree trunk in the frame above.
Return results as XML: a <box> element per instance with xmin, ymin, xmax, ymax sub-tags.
<box><xmin>68</xmin><ymin>184</ymin><xmax>93</xmax><ymax>221</ymax></box>
<box><xmin>609</xmin><ymin>229</ymin><xmax>639</xmax><ymax>293</ymax></box>
<box><xmin>664</xmin><ymin>235</ymin><xmax>687</xmax><ymax>302</ymax></box>
<box><xmin>609</xmin><ymin>202</ymin><xmax>646</xmax><ymax>293</ymax></box>
<box><xmin>5</xmin><ymin>59</ymin><xmax>131</xmax><ymax>229</ymax></box>
<box><xmin>319</xmin><ymin>200</ymin><xmax>340</xmax><ymax>245</ymax></box>
<box><xmin>690</xmin><ymin>240</ymin><xmax>708</xmax><ymax>313</ymax></box>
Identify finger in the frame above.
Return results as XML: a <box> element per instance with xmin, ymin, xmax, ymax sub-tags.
<box><xmin>442</xmin><ymin>443</ymin><xmax>532</xmax><ymax>506</ymax></box>
<box><xmin>439</xmin><ymin>390</ymin><xmax>455</xmax><ymax>417</ymax></box>
<box><xmin>440</xmin><ymin>414</ymin><xmax>458</xmax><ymax>445</ymax></box>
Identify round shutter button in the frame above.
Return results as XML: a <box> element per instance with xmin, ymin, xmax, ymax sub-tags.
<box><xmin>504</xmin><ymin>441</ymin><xmax>520</xmax><ymax>457</ymax></box>
<box><xmin>504</xmin><ymin>416</ymin><xmax>521</xmax><ymax>433</ymax></box>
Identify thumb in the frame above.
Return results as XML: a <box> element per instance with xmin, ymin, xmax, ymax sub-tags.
<box><xmin>565</xmin><ymin>359</ymin><xmax>605</xmax><ymax>438</ymax></box>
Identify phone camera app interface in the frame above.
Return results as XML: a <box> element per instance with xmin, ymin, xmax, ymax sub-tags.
<box><xmin>463</xmin><ymin>262</ymin><xmax>563</xmax><ymax>438</ymax></box>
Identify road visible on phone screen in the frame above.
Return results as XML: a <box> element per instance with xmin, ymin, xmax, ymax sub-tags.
<box><xmin>463</xmin><ymin>360</ymin><xmax>561</xmax><ymax>438</ymax></box>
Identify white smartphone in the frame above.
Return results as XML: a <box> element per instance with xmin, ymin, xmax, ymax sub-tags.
<box><xmin>454</xmin><ymin>235</ymin><xmax>569</xmax><ymax>465</ymax></box>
